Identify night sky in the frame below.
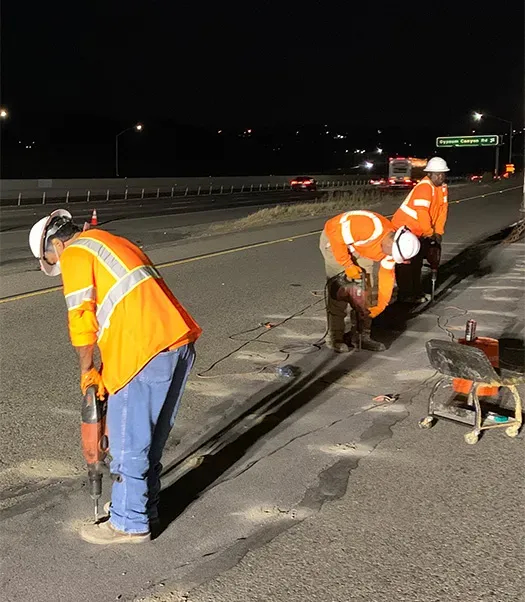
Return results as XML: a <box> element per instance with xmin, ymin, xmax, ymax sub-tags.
<box><xmin>1</xmin><ymin>1</ymin><xmax>524</xmax><ymax>177</ymax></box>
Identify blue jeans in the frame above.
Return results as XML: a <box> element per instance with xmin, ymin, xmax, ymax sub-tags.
<box><xmin>107</xmin><ymin>343</ymin><xmax>195</xmax><ymax>534</ymax></box>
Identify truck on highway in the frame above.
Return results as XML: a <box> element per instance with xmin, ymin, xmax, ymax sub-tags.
<box><xmin>370</xmin><ymin>156</ymin><xmax>428</xmax><ymax>190</ymax></box>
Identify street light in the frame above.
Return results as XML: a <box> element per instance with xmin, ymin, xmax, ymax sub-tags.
<box><xmin>0</xmin><ymin>108</ymin><xmax>8</xmax><ymax>119</ymax></box>
<box><xmin>472</xmin><ymin>111</ymin><xmax>513</xmax><ymax>164</ymax></box>
<box><xmin>115</xmin><ymin>123</ymin><xmax>143</xmax><ymax>177</ymax></box>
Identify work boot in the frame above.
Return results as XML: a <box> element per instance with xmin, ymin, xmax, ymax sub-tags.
<box><xmin>326</xmin><ymin>310</ymin><xmax>351</xmax><ymax>353</ymax></box>
<box><xmin>351</xmin><ymin>315</ymin><xmax>386</xmax><ymax>352</ymax></box>
<box><xmin>79</xmin><ymin>520</ymin><xmax>150</xmax><ymax>545</ymax></box>
<box><xmin>326</xmin><ymin>337</ymin><xmax>351</xmax><ymax>353</ymax></box>
<box><xmin>357</xmin><ymin>333</ymin><xmax>386</xmax><ymax>352</ymax></box>
<box><xmin>398</xmin><ymin>293</ymin><xmax>429</xmax><ymax>304</ymax></box>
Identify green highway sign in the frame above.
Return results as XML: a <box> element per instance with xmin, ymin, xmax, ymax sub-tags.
<box><xmin>436</xmin><ymin>135</ymin><xmax>499</xmax><ymax>148</ymax></box>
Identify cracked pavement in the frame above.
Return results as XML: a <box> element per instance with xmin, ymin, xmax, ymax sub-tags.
<box><xmin>0</xmin><ymin>184</ymin><xmax>524</xmax><ymax>602</ymax></box>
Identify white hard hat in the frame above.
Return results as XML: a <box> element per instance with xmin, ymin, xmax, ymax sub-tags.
<box><xmin>392</xmin><ymin>227</ymin><xmax>421</xmax><ymax>264</ymax></box>
<box><xmin>29</xmin><ymin>209</ymin><xmax>72</xmax><ymax>276</ymax></box>
<box><xmin>424</xmin><ymin>157</ymin><xmax>449</xmax><ymax>173</ymax></box>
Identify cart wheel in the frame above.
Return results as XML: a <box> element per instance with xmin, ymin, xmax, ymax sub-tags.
<box><xmin>418</xmin><ymin>416</ymin><xmax>435</xmax><ymax>430</ymax></box>
<box><xmin>464</xmin><ymin>431</ymin><xmax>479</xmax><ymax>445</ymax></box>
<box><xmin>505</xmin><ymin>426</ymin><xmax>520</xmax><ymax>438</ymax></box>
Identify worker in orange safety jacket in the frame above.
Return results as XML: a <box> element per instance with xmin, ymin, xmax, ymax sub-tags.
<box><xmin>28</xmin><ymin>210</ymin><xmax>202</xmax><ymax>545</ymax></box>
<box><xmin>391</xmin><ymin>156</ymin><xmax>449</xmax><ymax>303</ymax></box>
<box><xmin>320</xmin><ymin>210</ymin><xmax>420</xmax><ymax>353</ymax></box>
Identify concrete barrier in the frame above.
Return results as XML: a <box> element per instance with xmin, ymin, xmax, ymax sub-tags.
<box><xmin>0</xmin><ymin>174</ymin><xmax>369</xmax><ymax>204</ymax></box>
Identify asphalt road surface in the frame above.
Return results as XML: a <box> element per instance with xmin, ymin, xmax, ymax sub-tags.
<box><xmin>0</xmin><ymin>184</ymin><xmax>523</xmax><ymax>602</ymax></box>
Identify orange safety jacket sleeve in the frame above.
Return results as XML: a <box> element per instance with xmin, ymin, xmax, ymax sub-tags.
<box><xmin>414</xmin><ymin>205</ymin><xmax>433</xmax><ymax>238</ymax></box>
<box><xmin>368</xmin><ymin>258</ymin><xmax>396</xmax><ymax>318</ymax></box>
<box><xmin>324</xmin><ymin>220</ymin><xmax>361</xmax><ymax>277</ymax></box>
<box><xmin>60</xmin><ymin>246</ymin><xmax>99</xmax><ymax>347</ymax></box>
<box><xmin>434</xmin><ymin>187</ymin><xmax>448</xmax><ymax>235</ymax></box>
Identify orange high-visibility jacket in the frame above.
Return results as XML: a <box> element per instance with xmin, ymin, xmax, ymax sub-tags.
<box><xmin>391</xmin><ymin>176</ymin><xmax>448</xmax><ymax>237</ymax></box>
<box><xmin>60</xmin><ymin>230</ymin><xmax>202</xmax><ymax>394</ymax></box>
<box><xmin>323</xmin><ymin>210</ymin><xmax>396</xmax><ymax>318</ymax></box>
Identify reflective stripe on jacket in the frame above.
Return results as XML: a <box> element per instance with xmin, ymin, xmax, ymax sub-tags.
<box><xmin>61</xmin><ymin>230</ymin><xmax>202</xmax><ymax>394</ymax></box>
<box><xmin>323</xmin><ymin>210</ymin><xmax>396</xmax><ymax>318</ymax></box>
<box><xmin>391</xmin><ymin>176</ymin><xmax>448</xmax><ymax>237</ymax></box>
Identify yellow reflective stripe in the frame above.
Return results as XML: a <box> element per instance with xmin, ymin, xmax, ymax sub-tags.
<box><xmin>341</xmin><ymin>221</ymin><xmax>355</xmax><ymax>246</ymax></box>
<box><xmin>400</xmin><ymin>204</ymin><xmax>418</xmax><ymax>219</ymax></box>
<box><xmin>97</xmin><ymin>265</ymin><xmax>160</xmax><ymax>338</ymax></box>
<box><xmin>65</xmin><ymin>285</ymin><xmax>95</xmax><ymax>310</ymax></box>
<box><xmin>70</xmin><ymin>238</ymin><xmax>128</xmax><ymax>279</ymax></box>
<box><xmin>348</xmin><ymin>210</ymin><xmax>384</xmax><ymax>246</ymax></box>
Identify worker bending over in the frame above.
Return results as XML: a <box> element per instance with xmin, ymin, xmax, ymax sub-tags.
<box><xmin>29</xmin><ymin>210</ymin><xmax>202</xmax><ymax>545</ymax></box>
<box><xmin>392</xmin><ymin>157</ymin><xmax>449</xmax><ymax>302</ymax></box>
<box><xmin>320</xmin><ymin>210</ymin><xmax>420</xmax><ymax>352</ymax></box>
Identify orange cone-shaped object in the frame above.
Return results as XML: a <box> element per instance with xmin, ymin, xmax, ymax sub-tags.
<box><xmin>90</xmin><ymin>209</ymin><xmax>98</xmax><ymax>226</ymax></box>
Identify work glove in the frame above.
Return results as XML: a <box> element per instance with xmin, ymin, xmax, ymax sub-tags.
<box><xmin>81</xmin><ymin>368</ymin><xmax>106</xmax><ymax>399</ymax></box>
<box><xmin>344</xmin><ymin>264</ymin><xmax>363</xmax><ymax>281</ymax></box>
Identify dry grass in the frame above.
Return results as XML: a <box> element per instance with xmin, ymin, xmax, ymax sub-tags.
<box><xmin>207</xmin><ymin>189</ymin><xmax>396</xmax><ymax>234</ymax></box>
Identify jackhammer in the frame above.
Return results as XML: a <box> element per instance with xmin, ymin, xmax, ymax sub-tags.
<box><xmin>81</xmin><ymin>386</ymin><xmax>108</xmax><ymax>521</ymax></box>
<box><xmin>425</xmin><ymin>239</ymin><xmax>442</xmax><ymax>302</ymax></box>
<box><xmin>329</xmin><ymin>271</ymin><xmax>368</xmax><ymax>350</ymax></box>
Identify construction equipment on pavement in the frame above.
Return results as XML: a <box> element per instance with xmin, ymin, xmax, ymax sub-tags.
<box><xmin>419</xmin><ymin>333</ymin><xmax>523</xmax><ymax>445</ymax></box>
<box><xmin>81</xmin><ymin>385</ymin><xmax>108</xmax><ymax>521</ymax></box>
<box><xmin>426</xmin><ymin>238</ymin><xmax>442</xmax><ymax>301</ymax></box>
<box><xmin>90</xmin><ymin>209</ymin><xmax>98</xmax><ymax>226</ymax></box>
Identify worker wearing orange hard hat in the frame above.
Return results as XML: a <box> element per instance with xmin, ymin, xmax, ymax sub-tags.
<box><xmin>29</xmin><ymin>210</ymin><xmax>202</xmax><ymax>544</ymax></box>
<box><xmin>320</xmin><ymin>210</ymin><xmax>420</xmax><ymax>353</ymax></box>
<box><xmin>391</xmin><ymin>156</ymin><xmax>449</xmax><ymax>302</ymax></box>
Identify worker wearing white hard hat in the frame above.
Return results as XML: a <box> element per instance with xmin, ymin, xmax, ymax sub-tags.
<box><xmin>29</xmin><ymin>209</ymin><xmax>74</xmax><ymax>276</ymax></box>
<box><xmin>392</xmin><ymin>156</ymin><xmax>450</xmax><ymax>302</ymax></box>
<box><xmin>320</xmin><ymin>211</ymin><xmax>420</xmax><ymax>353</ymax></box>
<box><xmin>28</xmin><ymin>210</ymin><xmax>202</xmax><ymax>545</ymax></box>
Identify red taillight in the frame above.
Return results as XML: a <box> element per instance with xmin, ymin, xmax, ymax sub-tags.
<box><xmin>291</xmin><ymin>180</ymin><xmax>298</xmax><ymax>185</ymax></box>
<box><xmin>389</xmin><ymin>178</ymin><xmax>395</xmax><ymax>183</ymax></box>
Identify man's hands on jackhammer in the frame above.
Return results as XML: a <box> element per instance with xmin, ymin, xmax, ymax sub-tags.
<box><xmin>344</xmin><ymin>264</ymin><xmax>363</xmax><ymax>280</ymax></box>
<box><xmin>81</xmin><ymin>367</ymin><xmax>106</xmax><ymax>399</ymax></box>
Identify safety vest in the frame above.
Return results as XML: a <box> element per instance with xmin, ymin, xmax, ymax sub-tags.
<box><xmin>323</xmin><ymin>210</ymin><xmax>396</xmax><ymax>317</ymax></box>
<box><xmin>391</xmin><ymin>176</ymin><xmax>448</xmax><ymax>237</ymax></box>
<box><xmin>60</xmin><ymin>230</ymin><xmax>202</xmax><ymax>394</ymax></box>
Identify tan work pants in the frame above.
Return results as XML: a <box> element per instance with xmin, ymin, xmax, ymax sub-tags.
<box><xmin>319</xmin><ymin>230</ymin><xmax>378</xmax><ymax>342</ymax></box>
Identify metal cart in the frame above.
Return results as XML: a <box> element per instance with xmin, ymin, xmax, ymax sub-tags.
<box><xmin>419</xmin><ymin>339</ymin><xmax>523</xmax><ymax>445</ymax></box>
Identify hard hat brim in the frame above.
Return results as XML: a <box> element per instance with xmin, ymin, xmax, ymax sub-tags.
<box><xmin>38</xmin><ymin>209</ymin><xmax>72</xmax><ymax>276</ymax></box>
<box><xmin>423</xmin><ymin>166</ymin><xmax>450</xmax><ymax>172</ymax></box>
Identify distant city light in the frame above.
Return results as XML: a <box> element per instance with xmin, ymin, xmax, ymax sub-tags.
<box><xmin>218</xmin><ymin>129</ymin><xmax>222</xmax><ymax>134</ymax></box>
<box><xmin>135</xmin><ymin>123</ymin><xmax>143</xmax><ymax>131</ymax></box>
<box><xmin>376</xmin><ymin>148</ymin><xmax>383</xmax><ymax>154</ymax></box>
<box><xmin>473</xmin><ymin>112</ymin><xmax>483</xmax><ymax>121</ymax></box>
<box><xmin>0</xmin><ymin>108</ymin><xmax>8</xmax><ymax>119</ymax></box>
<box><xmin>364</xmin><ymin>161</ymin><xmax>374</xmax><ymax>169</ymax></box>
<box><xmin>360</xmin><ymin>149</ymin><xmax>366</xmax><ymax>154</ymax></box>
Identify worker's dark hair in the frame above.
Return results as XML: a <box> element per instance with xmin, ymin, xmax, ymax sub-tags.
<box><xmin>45</xmin><ymin>216</ymin><xmax>82</xmax><ymax>252</ymax></box>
